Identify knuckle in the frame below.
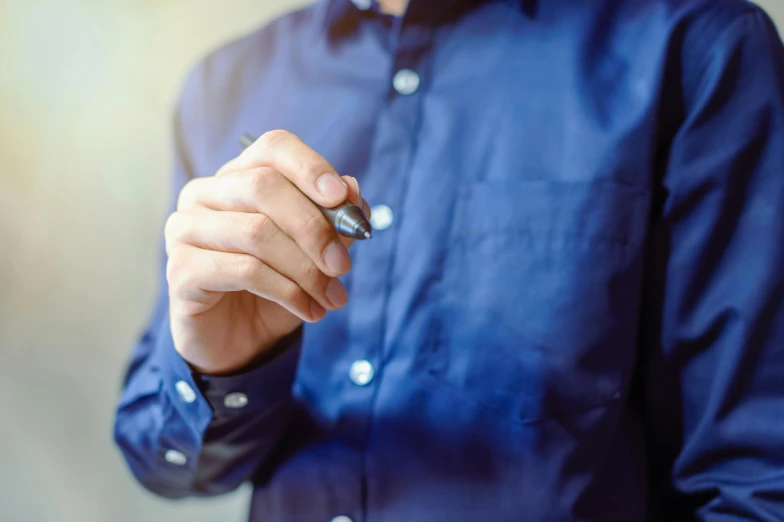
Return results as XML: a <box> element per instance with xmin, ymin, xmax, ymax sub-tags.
<box><xmin>164</xmin><ymin>212</ymin><xmax>184</xmax><ymax>242</ymax></box>
<box><xmin>301</xmin><ymin>213</ymin><xmax>332</xmax><ymax>245</ymax></box>
<box><xmin>167</xmin><ymin>253</ymin><xmax>192</xmax><ymax>292</ymax></box>
<box><xmin>243</xmin><ymin>213</ymin><xmax>276</xmax><ymax>246</ymax></box>
<box><xmin>235</xmin><ymin>255</ymin><xmax>263</xmax><ymax>283</ymax></box>
<box><xmin>177</xmin><ymin>270</ymin><xmax>199</xmax><ymax>298</ymax></box>
<box><xmin>301</xmin><ymin>260</ymin><xmax>327</xmax><ymax>292</ymax></box>
<box><xmin>297</xmin><ymin>156</ymin><xmax>328</xmax><ymax>185</ymax></box>
<box><xmin>258</xmin><ymin>129</ymin><xmax>290</xmax><ymax>152</ymax></box>
<box><xmin>165</xmin><ymin>257</ymin><xmax>178</xmax><ymax>285</ymax></box>
<box><xmin>248</xmin><ymin>167</ymin><xmax>276</xmax><ymax>198</ymax></box>
<box><xmin>282</xmin><ymin>281</ymin><xmax>306</xmax><ymax>305</ymax></box>
<box><xmin>216</xmin><ymin>157</ymin><xmax>238</xmax><ymax>176</ymax></box>
<box><xmin>302</xmin><ymin>259</ymin><xmax>322</xmax><ymax>282</ymax></box>
<box><xmin>177</xmin><ymin>179</ymin><xmax>198</xmax><ymax>209</ymax></box>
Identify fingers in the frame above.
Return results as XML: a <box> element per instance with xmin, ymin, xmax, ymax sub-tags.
<box><xmin>332</xmin><ymin>175</ymin><xmax>372</xmax><ymax>250</ymax></box>
<box><xmin>167</xmin><ymin>244</ymin><xmax>327</xmax><ymax>323</ymax></box>
<box><xmin>177</xmin><ymin>168</ymin><xmax>351</xmax><ymax>277</ymax></box>
<box><xmin>165</xmin><ymin>209</ymin><xmax>349</xmax><ymax>311</ymax></box>
<box><xmin>341</xmin><ymin>175</ymin><xmax>371</xmax><ymax>216</ymax></box>
<box><xmin>228</xmin><ymin>130</ymin><xmax>349</xmax><ymax>208</ymax></box>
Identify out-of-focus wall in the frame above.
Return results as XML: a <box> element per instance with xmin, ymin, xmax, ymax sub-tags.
<box><xmin>0</xmin><ymin>1</ymin><xmax>781</xmax><ymax>522</ymax></box>
<box><xmin>0</xmin><ymin>1</ymin><xmax>307</xmax><ymax>521</ymax></box>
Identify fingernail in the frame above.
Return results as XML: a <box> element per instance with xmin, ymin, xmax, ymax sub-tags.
<box><xmin>316</xmin><ymin>173</ymin><xmax>347</xmax><ymax>201</ymax></box>
<box><xmin>348</xmin><ymin>176</ymin><xmax>361</xmax><ymax>199</ymax></box>
<box><xmin>325</xmin><ymin>278</ymin><xmax>349</xmax><ymax>308</ymax></box>
<box><xmin>310</xmin><ymin>300</ymin><xmax>326</xmax><ymax>320</ymax></box>
<box><xmin>323</xmin><ymin>241</ymin><xmax>351</xmax><ymax>275</ymax></box>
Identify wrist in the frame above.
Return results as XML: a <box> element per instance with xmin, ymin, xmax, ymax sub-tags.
<box><xmin>183</xmin><ymin>327</ymin><xmax>303</xmax><ymax>378</ymax></box>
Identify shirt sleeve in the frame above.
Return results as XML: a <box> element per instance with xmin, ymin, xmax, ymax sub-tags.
<box><xmin>113</xmin><ymin>62</ymin><xmax>302</xmax><ymax>499</ymax></box>
<box><xmin>644</xmin><ymin>8</ymin><xmax>784</xmax><ymax>520</ymax></box>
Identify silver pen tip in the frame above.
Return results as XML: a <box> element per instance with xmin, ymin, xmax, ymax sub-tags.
<box><xmin>364</xmin><ymin>231</ymin><xmax>372</xmax><ymax>239</ymax></box>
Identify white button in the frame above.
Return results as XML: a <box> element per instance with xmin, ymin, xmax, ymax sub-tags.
<box><xmin>164</xmin><ymin>449</ymin><xmax>188</xmax><ymax>466</ymax></box>
<box><xmin>332</xmin><ymin>516</ymin><xmax>353</xmax><ymax>522</ymax></box>
<box><xmin>175</xmin><ymin>380</ymin><xmax>197</xmax><ymax>404</ymax></box>
<box><xmin>393</xmin><ymin>69</ymin><xmax>420</xmax><ymax>95</ymax></box>
<box><xmin>349</xmin><ymin>360</ymin><xmax>375</xmax><ymax>386</ymax></box>
<box><xmin>369</xmin><ymin>204</ymin><xmax>393</xmax><ymax>231</ymax></box>
<box><xmin>224</xmin><ymin>392</ymin><xmax>248</xmax><ymax>409</ymax></box>
<box><xmin>351</xmin><ymin>0</ymin><xmax>371</xmax><ymax>10</ymax></box>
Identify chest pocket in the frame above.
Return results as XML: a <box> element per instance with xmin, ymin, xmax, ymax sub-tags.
<box><xmin>428</xmin><ymin>180</ymin><xmax>649</xmax><ymax>424</ymax></box>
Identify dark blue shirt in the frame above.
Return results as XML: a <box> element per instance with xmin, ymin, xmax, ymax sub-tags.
<box><xmin>114</xmin><ymin>0</ymin><xmax>784</xmax><ymax>520</ymax></box>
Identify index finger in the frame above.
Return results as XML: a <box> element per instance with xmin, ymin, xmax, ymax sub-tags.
<box><xmin>227</xmin><ymin>130</ymin><xmax>349</xmax><ymax>208</ymax></box>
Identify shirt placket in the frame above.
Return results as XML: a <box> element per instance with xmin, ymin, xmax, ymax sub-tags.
<box><xmin>335</xmin><ymin>11</ymin><xmax>436</xmax><ymax>521</ymax></box>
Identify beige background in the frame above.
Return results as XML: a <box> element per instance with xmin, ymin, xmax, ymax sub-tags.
<box><xmin>0</xmin><ymin>1</ymin><xmax>781</xmax><ymax>521</ymax></box>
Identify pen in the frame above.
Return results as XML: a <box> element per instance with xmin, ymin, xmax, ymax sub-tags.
<box><xmin>240</xmin><ymin>133</ymin><xmax>372</xmax><ymax>240</ymax></box>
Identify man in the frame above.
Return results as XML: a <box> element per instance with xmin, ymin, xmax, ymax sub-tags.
<box><xmin>114</xmin><ymin>0</ymin><xmax>784</xmax><ymax>519</ymax></box>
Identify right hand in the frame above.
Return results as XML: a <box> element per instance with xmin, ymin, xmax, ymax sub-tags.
<box><xmin>164</xmin><ymin>130</ymin><xmax>369</xmax><ymax>375</ymax></box>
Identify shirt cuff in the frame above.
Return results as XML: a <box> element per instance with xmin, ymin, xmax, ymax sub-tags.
<box><xmin>152</xmin><ymin>316</ymin><xmax>302</xmax><ymax>430</ymax></box>
<box><xmin>151</xmin><ymin>315</ymin><xmax>213</xmax><ymax>441</ymax></box>
<box><xmin>193</xmin><ymin>330</ymin><xmax>302</xmax><ymax>419</ymax></box>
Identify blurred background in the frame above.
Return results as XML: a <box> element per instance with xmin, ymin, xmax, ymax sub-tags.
<box><xmin>0</xmin><ymin>1</ymin><xmax>782</xmax><ymax>521</ymax></box>
<box><xmin>0</xmin><ymin>1</ymin><xmax>312</xmax><ymax>521</ymax></box>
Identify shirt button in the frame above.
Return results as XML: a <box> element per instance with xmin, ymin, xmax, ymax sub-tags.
<box><xmin>369</xmin><ymin>204</ymin><xmax>394</xmax><ymax>231</ymax></box>
<box><xmin>332</xmin><ymin>516</ymin><xmax>353</xmax><ymax>522</ymax></box>
<box><xmin>349</xmin><ymin>359</ymin><xmax>375</xmax><ymax>386</ymax></box>
<box><xmin>224</xmin><ymin>392</ymin><xmax>248</xmax><ymax>409</ymax></box>
<box><xmin>164</xmin><ymin>449</ymin><xmax>188</xmax><ymax>466</ymax></box>
<box><xmin>351</xmin><ymin>0</ymin><xmax>371</xmax><ymax>10</ymax></box>
<box><xmin>393</xmin><ymin>69</ymin><xmax>420</xmax><ymax>95</ymax></box>
<box><xmin>174</xmin><ymin>380</ymin><xmax>197</xmax><ymax>404</ymax></box>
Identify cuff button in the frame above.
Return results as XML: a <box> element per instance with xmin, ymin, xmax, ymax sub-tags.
<box><xmin>164</xmin><ymin>449</ymin><xmax>188</xmax><ymax>466</ymax></box>
<box><xmin>224</xmin><ymin>392</ymin><xmax>249</xmax><ymax>409</ymax></box>
<box><xmin>175</xmin><ymin>380</ymin><xmax>197</xmax><ymax>404</ymax></box>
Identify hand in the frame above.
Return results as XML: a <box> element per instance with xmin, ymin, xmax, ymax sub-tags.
<box><xmin>164</xmin><ymin>130</ymin><xmax>369</xmax><ymax>375</ymax></box>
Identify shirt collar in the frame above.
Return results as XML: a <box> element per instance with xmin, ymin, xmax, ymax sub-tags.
<box><xmin>322</xmin><ymin>0</ymin><xmax>536</xmax><ymax>39</ymax></box>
